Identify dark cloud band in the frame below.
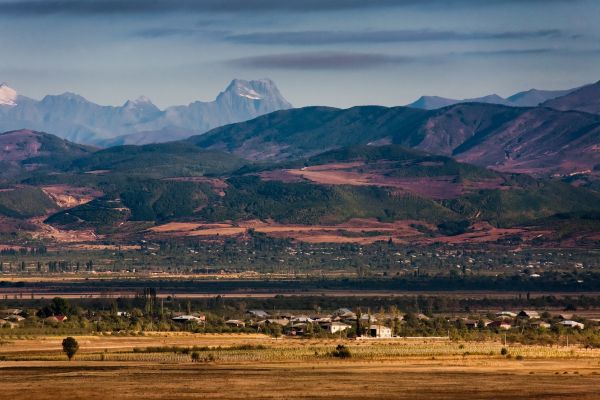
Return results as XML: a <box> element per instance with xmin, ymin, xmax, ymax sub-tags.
<box><xmin>0</xmin><ymin>0</ymin><xmax>571</xmax><ymax>16</ymax></box>
<box><xmin>225</xmin><ymin>29</ymin><xmax>564</xmax><ymax>46</ymax></box>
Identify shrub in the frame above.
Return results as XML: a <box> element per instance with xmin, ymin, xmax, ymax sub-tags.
<box><xmin>62</xmin><ymin>337</ymin><xmax>79</xmax><ymax>361</ymax></box>
<box><xmin>331</xmin><ymin>344</ymin><xmax>352</xmax><ymax>358</ymax></box>
<box><xmin>500</xmin><ymin>347</ymin><xmax>508</xmax><ymax>356</ymax></box>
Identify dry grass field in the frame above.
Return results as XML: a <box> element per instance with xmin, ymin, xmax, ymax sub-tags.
<box><xmin>1</xmin><ymin>334</ymin><xmax>599</xmax><ymax>399</ymax></box>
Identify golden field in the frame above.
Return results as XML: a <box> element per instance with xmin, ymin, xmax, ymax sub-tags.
<box><xmin>1</xmin><ymin>333</ymin><xmax>599</xmax><ymax>399</ymax></box>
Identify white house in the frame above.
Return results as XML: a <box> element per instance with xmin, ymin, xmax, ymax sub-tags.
<box><xmin>326</xmin><ymin>321</ymin><xmax>352</xmax><ymax>334</ymax></box>
<box><xmin>495</xmin><ymin>311</ymin><xmax>517</xmax><ymax>318</ymax></box>
<box><xmin>172</xmin><ymin>315</ymin><xmax>205</xmax><ymax>323</ymax></box>
<box><xmin>369</xmin><ymin>324</ymin><xmax>392</xmax><ymax>338</ymax></box>
<box><xmin>558</xmin><ymin>320</ymin><xmax>584</xmax><ymax>330</ymax></box>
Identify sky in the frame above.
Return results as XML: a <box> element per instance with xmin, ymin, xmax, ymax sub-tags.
<box><xmin>0</xmin><ymin>0</ymin><xmax>599</xmax><ymax>109</ymax></box>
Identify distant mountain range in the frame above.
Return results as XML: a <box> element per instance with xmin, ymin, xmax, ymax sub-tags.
<box><xmin>0</xmin><ymin>79</ymin><xmax>292</xmax><ymax>146</ymax></box>
<box><xmin>407</xmin><ymin>87</ymin><xmax>577</xmax><ymax>110</ymax></box>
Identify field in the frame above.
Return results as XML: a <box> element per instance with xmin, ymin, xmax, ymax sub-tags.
<box><xmin>1</xmin><ymin>334</ymin><xmax>599</xmax><ymax>399</ymax></box>
<box><xmin>148</xmin><ymin>217</ymin><xmax>536</xmax><ymax>244</ymax></box>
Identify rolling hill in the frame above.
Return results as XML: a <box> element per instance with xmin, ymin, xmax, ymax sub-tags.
<box><xmin>542</xmin><ymin>80</ymin><xmax>600</xmax><ymax>115</ymax></box>
<box><xmin>188</xmin><ymin>103</ymin><xmax>600</xmax><ymax>176</ymax></box>
<box><xmin>0</xmin><ymin>129</ymin><xmax>95</xmax><ymax>180</ymax></box>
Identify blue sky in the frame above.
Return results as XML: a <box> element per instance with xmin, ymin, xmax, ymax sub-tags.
<box><xmin>0</xmin><ymin>0</ymin><xmax>598</xmax><ymax>108</ymax></box>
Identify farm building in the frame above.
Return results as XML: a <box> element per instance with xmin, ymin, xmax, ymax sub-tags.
<box><xmin>495</xmin><ymin>311</ymin><xmax>517</xmax><ymax>318</ymax></box>
<box><xmin>172</xmin><ymin>315</ymin><xmax>205</xmax><ymax>323</ymax></box>
<box><xmin>333</xmin><ymin>308</ymin><xmax>356</xmax><ymax>319</ymax></box>
<box><xmin>247</xmin><ymin>310</ymin><xmax>269</xmax><ymax>318</ymax></box>
<box><xmin>325</xmin><ymin>321</ymin><xmax>352</xmax><ymax>334</ymax></box>
<box><xmin>0</xmin><ymin>319</ymin><xmax>17</xmax><ymax>329</ymax></box>
<box><xmin>518</xmin><ymin>310</ymin><xmax>540</xmax><ymax>319</ymax></box>
<box><xmin>4</xmin><ymin>314</ymin><xmax>25</xmax><ymax>322</ymax></box>
<box><xmin>0</xmin><ymin>308</ymin><xmax>22</xmax><ymax>317</ymax></box>
<box><xmin>558</xmin><ymin>320</ymin><xmax>584</xmax><ymax>329</ymax></box>
<box><xmin>488</xmin><ymin>320</ymin><xmax>512</xmax><ymax>330</ymax></box>
<box><xmin>529</xmin><ymin>320</ymin><xmax>551</xmax><ymax>329</ymax></box>
<box><xmin>369</xmin><ymin>324</ymin><xmax>392</xmax><ymax>338</ymax></box>
<box><xmin>225</xmin><ymin>319</ymin><xmax>245</xmax><ymax>327</ymax></box>
<box><xmin>258</xmin><ymin>318</ymin><xmax>290</xmax><ymax>327</ymax></box>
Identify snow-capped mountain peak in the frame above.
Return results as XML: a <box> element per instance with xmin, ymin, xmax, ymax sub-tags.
<box><xmin>0</xmin><ymin>78</ymin><xmax>292</xmax><ymax>145</ymax></box>
<box><xmin>237</xmin><ymin>86</ymin><xmax>263</xmax><ymax>100</ymax></box>
<box><xmin>123</xmin><ymin>95</ymin><xmax>156</xmax><ymax>108</ymax></box>
<box><xmin>133</xmin><ymin>95</ymin><xmax>153</xmax><ymax>104</ymax></box>
<box><xmin>0</xmin><ymin>83</ymin><xmax>18</xmax><ymax>106</ymax></box>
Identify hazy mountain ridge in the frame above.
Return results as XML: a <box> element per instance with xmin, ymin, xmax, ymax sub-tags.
<box><xmin>0</xmin><ymin>79</ymin><xmax>292</xmax><ymax>145</ymax></box>
<box><xmin>542</xmin><ymin>80</ymin><xmax>600</xmax><ymax>114</ymax></box>
<box><xmin>407</xmin><ymin>87</ymin><xmax>577</xmax><ymax>110</ymax></box>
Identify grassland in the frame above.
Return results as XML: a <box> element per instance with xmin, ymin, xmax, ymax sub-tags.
<box><xmin>1</xmin><ymin>334</ymin><xmax>599</xmax><ymax>399</ymax></box>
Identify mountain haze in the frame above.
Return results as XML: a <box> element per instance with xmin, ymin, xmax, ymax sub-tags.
<box><xmin>0</xmin><ymin>79</ymin><xmax>292</xmax><ymax>146</ymax></box>
<box><xmin>407</xmin><ymin>87</ymin><xmax>576</xmax><ymax>110</ymax></box>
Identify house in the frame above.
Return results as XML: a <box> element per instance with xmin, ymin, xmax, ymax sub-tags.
<box><xmin>172</xmin><ymin>315</ymin><xmax>205</xmax><ymax>323</ymax></box>
<box><xmin>333</xmin><ymin>308</ymin><xmax>356</xmax><ymax>319</ymax></box>
<box><xmin>258</xmin><ymin>318</ymin><xmax>290</xmax><ymax>327</ymax></box>
<box><xmin>0</xmin><ymin>319</ymin><xmax>16</xmax><ymax>329</ymax></box>
<box><xmin>359</xmin><ymin>314</ymin><xmax>377</xmax><ymax>323</ymax></box>
<box><xmin>291</xmin><ymin>315</ymin><xmax>314</xmax><ymax>324</ymax></box>
<box><xmin>54</xmin><ymin>315</ymin><xmax>68</xmax><ymax>323</ymax></box>
<box><xmin>0</xmin><ymin>308</ymin><xmax>22</xmax><ymax>317</ymax></box>
<box><xmin>4</xmin><ymin>315</ymin><xmax>25</xmax><ymax>322</ymax></box>
<box><xmin>314</xmin><ymin>317</ymin><xmax>332</xmax><ymax>324</ymax></box>
<box><xmin>558</xmin><ymin>320</ymin><xmax>584</xmax><ymax>330</ymax></box>
<box><xmin>416</xmin><ymin>313</ymin><xmax>431</xmax><ymax>321</ymax></box>
<box><xmin>369</xmin><ymin>324</ymin><xmax>393</xmax><ymax>338</ymax></box>
<box><xmin>529</xmin><ymin>320</ymin><xmax>551</xmax><ymax>329</ymax></box>
<box><xmin>287</xmin><ymin>323</ymin><xmax>308</xmax><ymax>336</ymax></box>
<box><xmin>518</xmin><ymin>310</ymin><xmax>540</xmax><ymax>319</ymax></box>
<box><xmin>462</xmin><ymin>319</ymin><xmax>479</xmax><ymax>329</ymax></box>
<box><xmin>325</xmin><ymin>321</ymin><xmax>352</xmax><ymax>334</ymax></box>
<box><xmin>225</xmin><ymin>319</ymin><xmax>245</xmax><ymax>328</ymax></box>
<box><xmin>247</xmin><ymin>310</ymin><xmax>269</xmax><ymax>318</ymax></box>
<box><xmin>488</xmin><ymin>320</ymin><xmax>512</xmax><ymax>330</ymax></box>
<box><xmin>495</xmin><ymin>311</ymin><xmax>517</xmax><ymax>318</ymax></box>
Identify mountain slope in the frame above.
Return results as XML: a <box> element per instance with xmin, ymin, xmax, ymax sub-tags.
<box><xmin>0</xmin><ymin>79</ymin><xmax>292</xmax><ymax>145</ymax></box>
<box><xmin>542</xmin><ymin>80</ymin><xmax>600</xmax><ymax>114</ymax></box>
<box><xmin>0</xmin><ymin>129</ymin><xmax>95</xmax><ymax>180</ymax></box>
<box><xmin>407</xmin><ymin>87</ymin><xmax>576</xmax><ymax>110</ymax></box>
<box><xmin>189</xmin><ymin>103</ymin><xmax>600</xmax><ymax>176</ymax></box>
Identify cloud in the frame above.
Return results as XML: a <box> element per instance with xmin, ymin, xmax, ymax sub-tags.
<box><xmin>225</xmin><ymin>29</ymin><xmax>564</xmax><ymax>46</ymax></box>
<box><xmin>0</xmin><ymin>0</ymin><xmax>573</xmax><ymax>16</ymax></box>
<box><xmin>228</xmin><ymin>52</ymin><xmax>411</xmax><ymax>70</ymax></box>
<box><xmin>226</xmin><ymin>47</ymin><xmax>600</xmax><ymax>70</ymax></box>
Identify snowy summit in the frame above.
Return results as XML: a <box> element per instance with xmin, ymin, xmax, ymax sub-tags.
<box><xmin>0</xmin><ymin>83</ymin><xmax>18</xmax><ymax>106</ymax></box>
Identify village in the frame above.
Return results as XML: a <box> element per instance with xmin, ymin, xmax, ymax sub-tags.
<box><xmin>1</xmin><ymin>302</ymin><xmax>596</xmax><ymax>341</ymax></box>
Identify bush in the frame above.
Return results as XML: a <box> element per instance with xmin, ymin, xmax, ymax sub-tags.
<box><xmin>500</xmin><ymin>347</ymin><xmax>508</xmax><ymax>356</ymax></box>
<box><xmin>62</xmin><ymin>336</ymin><xmax>79</xmax><ymax>360</ymax></box>
<box><xmin>331</xmin><ymin>344</ymin><xmax>351</xmax><ymax>358</ymax></box>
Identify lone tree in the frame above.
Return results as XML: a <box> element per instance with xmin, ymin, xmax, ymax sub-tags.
<box><xmin>62</xmin><ymin>337</ymin><xmax>79</xmax><ymax>361</ymax></box>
